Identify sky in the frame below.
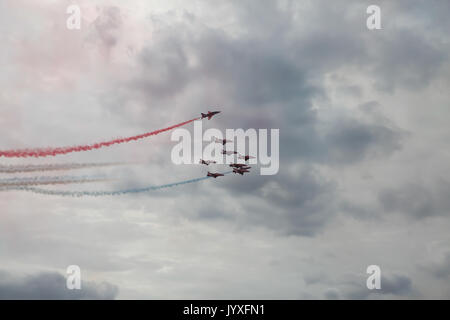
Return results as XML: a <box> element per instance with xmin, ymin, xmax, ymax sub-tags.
<box><xmin>1</xmin><ymin>0</ymin><xmax>450</xmax><ymax>299</ymax></box>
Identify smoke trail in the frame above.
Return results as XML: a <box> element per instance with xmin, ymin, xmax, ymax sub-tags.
<box><xmin>11</xmin><ymin>171</ymin><xmax>232</xmax><ymax>197</ymax></box>
<box><xmin>0</xmin><ymin>117</ymin><xmax>200</xmax><ymax>158</ymax></box>
<box><xmin>0</xmin><ymin>175</ymin><xmax>109</xmax><ymax>187</ymax></box>
<box><xmin>0</xmin><ymin>162</ymin><xmax>124</xmax><ymax>173</ymax></box>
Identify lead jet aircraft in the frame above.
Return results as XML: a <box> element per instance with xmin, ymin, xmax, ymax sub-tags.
<box><xmin>201</xmin><ymin>110</ymin><xmax>221</xmax><ymax>120</ymax></box>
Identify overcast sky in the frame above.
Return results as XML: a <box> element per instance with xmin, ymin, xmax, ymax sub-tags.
<box><xmin>1</xmin><ymin>0</ymin><xmax>450</xmax><ymax>299</ymax></box>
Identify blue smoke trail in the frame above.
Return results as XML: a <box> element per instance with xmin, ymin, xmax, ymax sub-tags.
<box><xmin>10</xmin><ymin>171</ymin><xmax>233</xmax><ymax>197</ymax></box>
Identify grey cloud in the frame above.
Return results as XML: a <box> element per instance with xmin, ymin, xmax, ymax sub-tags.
<box><xmin>340</xmin><ymin>201</ymin><xmax>379</xmax><ymax>220</ymax></box>
<box><xmin>112</xmin><ymin>3</ymin><xmax>407</xmax><ymax>170</ymax></box>
<box><xmin>304</xmin><ymin>272</ymin><xmax>329</xmax><ymax>286</ymax></box>
<box><xmin>239</xmin><ymin>170</ymin><xmax>337</xmax><ymax>237</ymax></box>
<box><xmin>346</xmin><ymin>274</ymin><xmax>414</xmax><ymax>299</ymax></box>
<box><xmin>165</xmin><ymin>169</ymin><xmax>336</xmax><ymax>237</ymax></box>
<box><xmin>323</xmin><ymin>118</ymin><xmax>403</xmax><ymax>164</ymax></box>
<box><xmin>378</xmin><ymin>180</ymin><xmax>450</xmax><ymax>219</ymax></box>
<box><xmin>324</xmin><ymin>288</ymin><xmax>341</xmax><ymax>300</ymax></box>
<box><xmin>369</xmin><ymin>29</ymin><xmax>447</xmax><ymax>92</ymax></box>
<box><xmin>425</xmin><ymin>252</ymin><xmax>450</xmax><ymax>279</ymax></box>
<box><xmin>90</xmin><ymin>6</ymin><xmax>123</xmax><ymax>49</ymax></box>
<box><xmin>195</xmin><ymin>34</ymin><xmax>315</xmax><ymax>107</ymax></box>
<box><xmin>0</xmin><ymin>270</ymin><xmax>118</xmax><ymax>300</ymax></box>
<box><xmin>131</xmin><ymin>39</ymin><xmax>190</xmax><ymax>100</ymax></box>
<box><xmin>380</xmin><ymin>274</ymin><xmax>413</xmax><ymax>296</ymax></box>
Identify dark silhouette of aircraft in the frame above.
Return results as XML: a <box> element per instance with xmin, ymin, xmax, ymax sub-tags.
<box><xmin>207</xmin><ymin>172</ymin><xmax>224</xmax><ymax>178</ymax></box>
<box><xmin>199</xmin><ymin>159</ymin><xmax>216</xmax><ymax>165</ymax></box>
<box><xmin>221</xmin><ymin>149</ymin><xmax>238</xmax><ymax>155</ymax></box>
<box><xmin>229</xmin><ymin>163</ymin><xmax>249</xmax><ymax>168</ymax></box>
<box><xmin>239</xmin><ymin>155</ymin><xmax>255</xmax><ymax>161</ymax></box>
<box><xmin>233</xmin><ymin>168</ymin><xmax>250</xmax><ymax>175</ymax></box>
<box><xmin>201</xmin><ymin>111</ymin><xmax>221</xmax><ymax>120</ymax></box>
<box><xmin>215</xmin><ymin>138</ymin><xmax>232</xmax><ymax>145</ymax></box>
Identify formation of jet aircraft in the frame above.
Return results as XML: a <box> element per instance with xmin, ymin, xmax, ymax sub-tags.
<box><xmin>199</xmin><ymin>110</ymin><xmax>253</xmax><ymax>178</ymax></box>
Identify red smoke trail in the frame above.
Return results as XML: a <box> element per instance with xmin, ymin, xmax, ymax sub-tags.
<box><xmin>0</xmin><ymin>117</ymin><xmax>200</xmax><ymax>158</ymax></box>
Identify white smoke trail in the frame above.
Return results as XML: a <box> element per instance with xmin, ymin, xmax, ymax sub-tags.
<box><xmin>0</xmin><ymin>175</ymin><xmax>110</xmax><ymax>187</ymax></box>
<box><xmin>0</xmin><ymin>162</ymin><xmax>124</xmax><ymax>174</ymax></box>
